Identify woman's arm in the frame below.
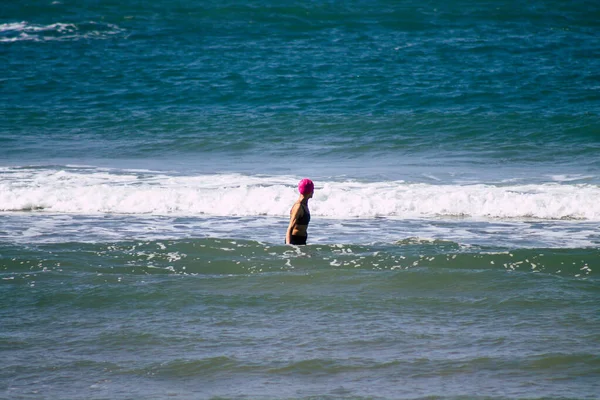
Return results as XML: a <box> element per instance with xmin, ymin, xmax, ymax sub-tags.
<box><xmin>285</xmin><ymin>203</ymin><xmax>302</xmax><ymax>244</ymax></box>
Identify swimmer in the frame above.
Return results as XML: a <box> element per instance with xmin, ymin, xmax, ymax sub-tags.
<box><xmin>286</xmin><ymin>178</ymin><xmax>314</xmax><ymax>245</ymax></box>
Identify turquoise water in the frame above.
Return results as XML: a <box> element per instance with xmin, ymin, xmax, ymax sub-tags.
<box><xmin>1</xmin><ymin>1</ymin><xmax>600</xmax><ymax>399</ymax></box>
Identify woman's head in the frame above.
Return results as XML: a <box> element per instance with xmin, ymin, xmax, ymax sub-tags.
<box><xmin>298</xmin><ymin>178</ymin><xmax>314</xmax><ymax>196</ymax></box>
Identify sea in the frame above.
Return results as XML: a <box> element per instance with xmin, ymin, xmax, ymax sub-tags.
<box><xmin>1</xmin><ymin>1</ymin><xmax>599</xmax><ymax>399</ymax></box>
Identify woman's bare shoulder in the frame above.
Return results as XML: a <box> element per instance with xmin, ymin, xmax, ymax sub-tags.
<box><xmin>290</xmin><ymin>202</ymin><xmax>303</xmax><ymax>215</ymax></box>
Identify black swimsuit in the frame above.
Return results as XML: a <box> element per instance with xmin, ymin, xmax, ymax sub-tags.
<box><xmin>289</xmin><ymin>235</ymin><xmax>307</xmax><ymax>245</ymax></box>
<box><xmin>296</xmin><ymin>204</ymin><xmax>310</xmax><ymax>225</ymax></box>
<box><xmin>289</xmin><ymin>204</ymin><xmax>310</xmax><ymax>245</ymax></box>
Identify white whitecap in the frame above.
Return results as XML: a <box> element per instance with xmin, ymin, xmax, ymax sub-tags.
<box><xmin>0</xmin><ymin>21</ymin><xmax>124</xmax><ymax>42</ymax></box>
<box><xmin>1</xmin><ymin>167</ymin><xmax>600</xmax><ymax>221</ymax></box>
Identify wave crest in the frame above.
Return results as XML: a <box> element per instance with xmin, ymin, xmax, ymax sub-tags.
<box><xmin>0</xmin><ymin>21</ymin><xmax>125</xmax><ymax>43</ymax></box>
<box><xmin>1</xmin><ymin>167</ymin><xmax>599</xmax><ymax>221</ymax></box>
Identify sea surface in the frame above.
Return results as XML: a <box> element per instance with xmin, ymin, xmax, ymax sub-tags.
<box><xmin>1</xmin><ymin>1</ymin><xmax>599</xmax><ymax>399</ymax></box>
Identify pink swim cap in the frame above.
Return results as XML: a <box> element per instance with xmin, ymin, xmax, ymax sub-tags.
<box><xmin>298</xmin><ymin>178</ymin><xmax>314</xmax><ymax>195</ymax></box>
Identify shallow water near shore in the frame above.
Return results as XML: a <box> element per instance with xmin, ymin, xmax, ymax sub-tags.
<box><xmin>2</xmin><ymin>238</ymin><xmax>599</xmax><ymax>399</ymax></box>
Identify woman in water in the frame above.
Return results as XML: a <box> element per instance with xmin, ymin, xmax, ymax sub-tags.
<box><xmin>286</xmin><ymin>178</ymin><xmax>314</xmax><ymax>245</ymax></box>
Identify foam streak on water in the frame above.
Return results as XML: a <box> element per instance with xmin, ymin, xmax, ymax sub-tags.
<box><xmin>0</xmin><ymin>21</ymin><xmax>125</xmax><ymax>42</ymax></box>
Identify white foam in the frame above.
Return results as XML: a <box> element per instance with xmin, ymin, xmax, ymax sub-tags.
<box><xmin>0</xmin><ymin>22</ymin><xmax>29</xmax><ymax>32</ymax></box>
<box><xmin>0</xmin><ymin>21</ymin><xmax>124</xmax><ymax>42</ymax></box>
<box><xmin>1</xmin><ymin>167</ymin><xmax>600</xmax><ymax>221</ymax></box>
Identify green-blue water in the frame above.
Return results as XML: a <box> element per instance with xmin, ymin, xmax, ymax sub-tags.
<box><xmin>1</xmin><ymin>1</ymin><xmax>599</xmax><ymax>399</ymax></box>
